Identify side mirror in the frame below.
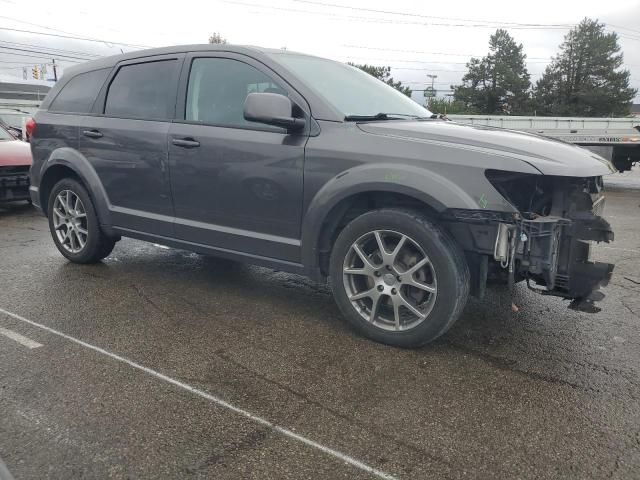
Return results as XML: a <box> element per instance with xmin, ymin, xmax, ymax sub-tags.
<box><xmin>243</xmin><ymin>93</ymin><xmax>305</xmax><ymax>131</ymax></box>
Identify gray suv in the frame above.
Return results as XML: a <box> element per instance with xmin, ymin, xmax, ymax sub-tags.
<box><xmin>29</xmin><ymin>45</ymin><xmax>615</xmax><ymax>347</ymax></box>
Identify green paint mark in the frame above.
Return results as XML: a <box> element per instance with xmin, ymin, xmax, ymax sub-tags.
<box><xmin>384</xmin><ymin>172</ymin><xmax>406</xmax><ymax>182</ymax></box>
<box><xmin>478</xmin><ymin>194</ymin><xmax>488</xmax><ymax>209</ymax></box>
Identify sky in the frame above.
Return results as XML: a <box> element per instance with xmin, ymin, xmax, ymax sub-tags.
<box><xmin>0</xmin><ymin>0</ymin><xmax>639</xmax><ymax>104</ymax></box>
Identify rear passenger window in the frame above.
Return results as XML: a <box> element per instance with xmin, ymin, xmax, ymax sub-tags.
<box><xmin>49</xmin><ymin>68</ymin><xmax>110</xmax><ymax>113</ymax></box>
<box><xmin>105</xmin><ymin>60</ymin><xmax>176</xmax><ymax>120</ymax></box>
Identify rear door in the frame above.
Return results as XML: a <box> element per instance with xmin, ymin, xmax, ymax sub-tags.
<box><xmin>78</xmin><ymin>54</ymin><xmax>184</xmax><ymax>236</ymax></box>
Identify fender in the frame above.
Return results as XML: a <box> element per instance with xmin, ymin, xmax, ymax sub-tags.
<box><xmin>300</xmin><ymin>163</ymin><xmax>481</xmax><ymax>273</ymax></box>
<box><xmin>38</xmin><ymin>147</ymin><xmax>115</xmax><ymax>235</ymax></box>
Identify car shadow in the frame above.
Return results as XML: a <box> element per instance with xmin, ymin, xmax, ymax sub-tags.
<box><xmin>0</xmin><ymin>201</ymin><xmax>35</xmax><ymax>218</ymax></box>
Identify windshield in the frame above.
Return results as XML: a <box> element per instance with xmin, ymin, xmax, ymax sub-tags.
<box><xmin>272</xmin><ymin>53</ymin><xmax>431</xmax><ymax>119</ymax></box>
<box><xmin>0</xmin><ymin>125</ymin><xmax>14</xmax><ymax>141</ymax></box>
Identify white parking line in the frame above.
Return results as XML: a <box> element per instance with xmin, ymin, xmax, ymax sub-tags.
<box><xmin>0</xmin><ymin>326</ymin><xmax>42</xmax><ymax>349</ymax></box>
<box><xmin>0</xmin><ymin>307</ymin><xmax>397</xmax><ymax>480</ymax></box>
<box><xmin>0</xmin><ymin>455</ymin><xmax>16</xmax><ymax>480</ymax></box>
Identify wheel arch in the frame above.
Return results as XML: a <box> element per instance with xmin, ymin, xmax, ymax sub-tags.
<box><xmin>38</xmin><ymin>148</ymin><xmax>114</xmax><ymax>234</ymax></box>
<box><xmin>301</xmin><ymin>164</ymin><xmax>477</xmax><ymax>278</ymax></box>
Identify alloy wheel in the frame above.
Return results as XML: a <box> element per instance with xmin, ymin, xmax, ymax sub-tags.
<box><xmin>52</xmin><ymin>190</ymin><xmax>88</xmax><ymax>254</ymax></box>
<box><xmin>342</xmin><ymin>230</ymin><xmax>437</xmax><ymax>331</ymax></box>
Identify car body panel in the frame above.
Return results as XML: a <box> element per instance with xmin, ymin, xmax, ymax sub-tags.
<box><xmin>299</xmin><ymin>120</ymin><xmax>542</xmax><ymax>272</ymax></box>
<box><xmin>167</xmin><ymin>51</ymin><xmax>310</xmax><ymax>262</ymax></box>
<box><xmin>357</xmin><ymin>120</ymin><xmax>616</xmax><ymax>177</ymax></box>
<box><xmin>0</xmin><ymin>138</ymin><xmax>32</xmax><ymax>167</ymax></box>
<box><xmin>168</xmin><ymin>122</ymin><xmax>306</xmax><ymax>262</ymax></box>
<box><xmin>77</xmin><ymin>115</ymin><xmax>174</xmax><ymax>236</ymax></box>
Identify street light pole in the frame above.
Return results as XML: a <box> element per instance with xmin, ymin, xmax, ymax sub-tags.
<box><xmin>424</xmin><ymin>74</ymin><xmax>438</xmax><ymax>108</ymax></box>
<box><xmin>426</xmin><ymin>74</ymin><xmax>438</xmax><ymax>92</ymax></box>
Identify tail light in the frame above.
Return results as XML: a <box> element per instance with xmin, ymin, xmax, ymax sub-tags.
<box><xmin>25</xmin><ymin>117</ymin><xmax>36</xmax><ymax>140</ymax></box>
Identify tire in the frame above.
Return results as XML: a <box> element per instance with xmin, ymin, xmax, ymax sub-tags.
<box><xmin>47</xmin><ymin>178</ymin><xmax>116</xmax><ymax>263</ymax></box>
<box><xmin>329</xmin><ymin>208</ymin><xmax>469</xmax><ymax>348</ymax></box>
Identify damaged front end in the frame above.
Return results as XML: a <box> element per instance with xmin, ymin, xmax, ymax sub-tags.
<box><xmin>0</xmin><ymin>165</ymin><xmax>31</xmax><ymax>203</ymax></box>
<box><xmin>445</xmin><ymin>171</ymin><xmax>615</xmax><ymax>312</ymax></box>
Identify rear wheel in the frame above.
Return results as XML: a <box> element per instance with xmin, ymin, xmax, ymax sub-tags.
<box><xmin>329</xmin><ymin>209</ymin><xmax>469</xmax><ymax>348</ymax></box>
<box><xmin>47</xmin><ymin>178</ymin><xmax>116</xmax><ymax>263</ymax></box>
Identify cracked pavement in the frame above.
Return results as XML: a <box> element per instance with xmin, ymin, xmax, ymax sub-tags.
<box><xmin>0</xmin><ymin>172</ymin><xmax>639</xmax><ymax>479</ymax></box>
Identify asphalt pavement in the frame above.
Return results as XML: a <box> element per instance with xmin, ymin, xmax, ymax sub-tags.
<box><xmin>0</xmin><ymin>171</ymin><xmax>639</xmax><ymax>479</ymax></box>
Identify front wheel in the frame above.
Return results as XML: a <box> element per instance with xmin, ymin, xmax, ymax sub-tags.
<box><xmin>329</xmin><ymin>209</ymin><xmax>469</xmax><ymax>348</ymax></box>
<box><xmin>47</xmin><ymin>178</ymin><xmax>116</xmax><ymax>263</ymax></box>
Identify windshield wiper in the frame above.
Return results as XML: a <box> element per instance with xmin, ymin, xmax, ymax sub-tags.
<box><xmin>344</xmin><ymin>113</ymin><xmax>422</xmax><ymax>121</ymax></box>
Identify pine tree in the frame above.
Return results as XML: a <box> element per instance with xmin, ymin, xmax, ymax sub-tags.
<box><xmin>534</xmin><ymin>18</ymin><xmax>636</xmax><ymax>117</ymax></box>
<box><xmin>208</xmin><ymin>33</ymin><xmax>227</xmax><ymax>44</ymax></box>
<box><xmin>348</xmin><ymin>64</ymin><xmax>412</xmax><ymax>97</ymax></box>
<box><xmin>453</xmin><ymin>29</ymin><xmax>531</xmax><ymax>114</ymax></box>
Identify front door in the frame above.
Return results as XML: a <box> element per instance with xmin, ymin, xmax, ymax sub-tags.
<box><xmin>168</xmin><ymin>54</ymin><xmax>308</xmax><ymax>263</ymax></box>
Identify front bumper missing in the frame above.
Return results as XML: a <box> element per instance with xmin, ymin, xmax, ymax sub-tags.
<box><xmin>516</xmin><ymin>212</ymin><xmax>614</xmax><ymax>312</ymax></box>
<box><xmin>444</xmin><ymin>201</ymin><xmax>615</xmax><ymax>312</ymax></box>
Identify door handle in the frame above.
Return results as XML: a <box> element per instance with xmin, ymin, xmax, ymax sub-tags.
<box><xmin>172</xmin><ymin>137</ymin><xmax>200</xmax><ymax>148</ymax></box>
<box><xmin>83</xmin><ymin>129</ymin><xmax>103</xmax><ymax>139</ymax></box>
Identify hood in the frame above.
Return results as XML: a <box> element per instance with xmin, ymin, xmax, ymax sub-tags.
<box><xmin>0</xmin><ymin>139</ymin><xmax>32</xmax><ymax>167</ymax></box>
<box><xmin>357</xmin><ymin>120</ymin><xmax>616</xmax><ymax>177</ymax></box>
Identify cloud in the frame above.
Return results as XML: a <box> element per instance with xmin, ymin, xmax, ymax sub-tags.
<box><xmin>1</xmin><ymin>0</ymin><xmax>638</xmax><ymax>102</ymax></box>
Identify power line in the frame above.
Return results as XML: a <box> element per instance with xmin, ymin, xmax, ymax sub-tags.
<box><xmin>608</xmin><ymin>24</ymin><xmax>640</xmax><ymax>36</ymax></box>
<box><xmin>618</xmin><ymin>33</ymin><xmax>640</xmax><ymax>42</ymax></box>
<box><xmin>0</xmin><ymin>47</ymin><xmax>84</xmax><ymax>63</ymax></box>
<box><xmin>218</xmin><ymin>0</ymin><xmax>571</xmax><ymax>29</ymax></box>
<box><xmin>0</xmin><ymin>14</ymin><xmax>99</xmax><ymax>39</ymax></box>
<box><xmin>0</xmin><ymin>40</ymin><xmax>100</xmax><ymax>59</ymax></box>
<box><xmin>342</xmin><ymin>44</ymin><xmax>551</xmax><ymax>61</ymax></box>
<box><xmin>0</xmin><ymin>59</ymin><xmax>51</xmax><ymax>65</ymax></box>
<box><xmin>219</xmin><ymin>0</ymin><xmax>640</xmax><ymax>43</ymax></box>
<box><xmin>290</xmin><ymin>0</ymin><xmax>640</xmax><ymax>42</ymax></box>
<box><xmin>344</xmin><ymin>56</ymin><xmax>551</xmax><ymax>65</ymax></box>
<box><xmin>389</xmin><ymin>67</ymin><xmax>468</xmax><ymax>72</ymax></box>
<box><xmin>405</xmin><ymin>81</ymin><xmax>456</xmax><ymax>85</ymax></box>
<box><xmin>0</xmin><ymin>44</ymin><xmax>94</xmax><ymax>61</ymax></box>
<box><xmin>287</xmin><ymin>0</ymin><xmax>574</xmax><ymax>28</ymax></box>
<box><xmin>0</xmin><ymin>25</ymin><xmax>150</xmax><ymax>48</ymax></box>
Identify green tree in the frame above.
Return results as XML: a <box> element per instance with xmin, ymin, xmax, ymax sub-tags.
<box><xmin>208</xmin><ymin>32</ymin><xmax>227</xmax><ymax>44</ymax></box>
<box><xmin>534</xmin><ymin>18</ymin><xmax>636</xmax><ymax>117</ymax></box>
<box><xmin>427</xmin><ymin>97</ymin><xmax>470</xmax><ymax>115</ymax></box>
<box><xmin>348</xmin><ymin>63</ymin><xmax>412</xmax><ymax>97</ymax></box>
<box><xmin>453</xmin><ymin>29</ymin><xmax>531</xmax><ymax>114</ymax></box>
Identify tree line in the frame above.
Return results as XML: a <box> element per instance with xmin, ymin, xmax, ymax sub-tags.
<box><xmin>353</xmin><ymin>18</ymin><xmax>637</xmax><ymax>117</ymax></box>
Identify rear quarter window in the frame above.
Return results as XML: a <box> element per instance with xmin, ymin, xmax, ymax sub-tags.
<box><xmin>49</xmin><ymin>68</ymin><xmax>111</xmax><ymax>114</ymax></box>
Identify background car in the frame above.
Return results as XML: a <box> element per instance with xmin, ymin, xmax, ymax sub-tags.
<box><xmin>0</xmin><ymin>123</ymin><xmax>32</xmax><ymax>203</ymax></box>
<box><xmin>0</xmin><ymin>120</ymin><xmax>21</xmax><ymax>140</ymax></box>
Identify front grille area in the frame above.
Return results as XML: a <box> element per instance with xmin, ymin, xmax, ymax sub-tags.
<box><xmin>0</xmin><ymin>165</ymin><xmax>30</xmax><ymax>201</ymax></box>
<box><xmin>0</xmin><ymin>165</ymin><xmax>30</xmax><ymax>175</ymax></box>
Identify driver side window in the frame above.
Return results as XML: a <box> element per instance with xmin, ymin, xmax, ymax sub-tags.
<box><xmin>185</xmin><ymin>58</ymin><xmax>286</xmax><ymax>128</ymax></box>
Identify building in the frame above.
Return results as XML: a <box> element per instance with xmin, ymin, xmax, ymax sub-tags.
<box><xmin>631</xmin><ymin>104</ymin><xmax>640</xmax><ymax>117</ymax></box>
<box><xmin>0</xmin><ymin>81</ymin><xmax>50</xmax><ymax>128</ymax></box>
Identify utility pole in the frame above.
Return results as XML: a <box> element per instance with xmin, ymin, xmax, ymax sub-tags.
<box><xmin>52</xmin><ymin>58</ymin><xmax>58</xmax><ymax>82</ymax></box>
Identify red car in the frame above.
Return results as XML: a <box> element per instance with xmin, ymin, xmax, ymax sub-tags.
<box><xmin>0</xmin><ymin>123</ymin><xmax>32</xmax><ymax>203</ymax></box>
